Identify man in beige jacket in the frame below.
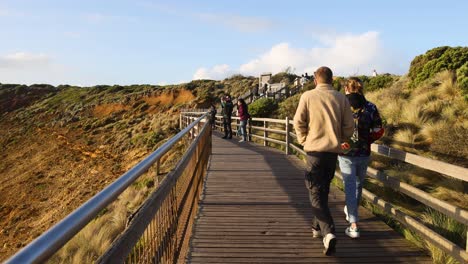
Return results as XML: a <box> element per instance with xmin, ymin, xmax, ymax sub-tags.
<box><xmin>293</xmin><ymin>66</ymin><xmax>354</xmax><ymax>256</ymax></box>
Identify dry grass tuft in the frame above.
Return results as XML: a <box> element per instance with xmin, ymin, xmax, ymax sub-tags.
<box><xmin>437</xmin><ymin>71</ymin><xmax>458</xmax><ymax>99</ymax></box>
<box><xmin>420</xmin><ymin>208</ymin><xmax>467</xmax><ymax>264</ymax></box>
<box><xmin>412</xmin><ymin>92</ymin><xmax>438</xmax><ymax>106</ymax></box>
<box><xmin>48</xmin><ymin>184</ymin><xmax>150</xmax><ymax>264</ymax></box>
<box><xmin>422</xmin><ymin>100</ymin><xmax>445</xmax><ymax>118</ymax></box>
<box><xmin>430</xmin><ymin>185</ymin><xmax>468</xmax><ymax>210</ymax></box>
<box><xmin>400</xmin><ymin>104</ymin><xmax>432</xmax><ymax>127</ymax></box>
<box><xmin>392</xmin><ymin>128</ymin><xmax>424</xmax><ymax>151</ymax></box>
<box><xmin>379</xmin><ymin>100</ymin><xmax>403</xmax><ymax>125</ymax></box>
<box><xmin>419</xmin><ymin>121</ymin><xmax>449</xmax><ymax>145</ymax></box>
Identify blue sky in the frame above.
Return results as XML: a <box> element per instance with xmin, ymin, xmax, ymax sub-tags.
<box><xmin>0</xmin><ymin>0</ymin><xmax>467</xmax><ymax>86</ymax></box>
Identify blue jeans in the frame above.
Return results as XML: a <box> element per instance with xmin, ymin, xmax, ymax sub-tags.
<box><xmin>338</xmin><ymin>155</ymin><xmax>370</xmax><ymax>223</ymax></box>
<box><xmin>240</xmin><ymin>120</ymin><xmax>247</xmax><ymax>140</ymax></box>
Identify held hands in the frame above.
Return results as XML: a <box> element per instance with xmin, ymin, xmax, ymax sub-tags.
<box><xmin>341</xmin><ymin>142</ymin><xmax>351</xmax><ymax>151</ymax></box>
<box><xmin>341</xmin><ymin>142</ymin><xmax>352</xmax><ymax>154</ymax></box>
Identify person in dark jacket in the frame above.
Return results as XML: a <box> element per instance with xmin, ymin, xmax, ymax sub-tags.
<box><xmin>221</xmin><ymin>95</ymin><xmax>233</xmax><ymax>139</ymax></box>
<box><xmin>209</xmin><ymin>103</ymin><xmax>217</xmax><ymax>129</ymax></box>
<box><xmin>339</xmin><ymin>77</ymin><xmax>384</xmax><ymax>239</ymax></box>
<box><xmin>252</xmin><ymin>85</ymin><xmax>259</xmax><ymax>100</ymax></box>
<box><xmin>237</xmin><ymin>98</ymin><xmax>250</xmax><ymax>142</ymax></box>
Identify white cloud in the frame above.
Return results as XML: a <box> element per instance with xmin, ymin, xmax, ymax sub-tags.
<box><xmin>196</xmin><ymin>13</ymin><xmax>274</xmax><ymax>33</ymax></box>
<box><xmin>192</xmin><ymin>31</ymin><xmax>404</xmax><ymax>80</ymax></box>
<box><xmin>0</xmin><ymin>52</ymin><xmax>72</xmax><ymax>85</ymax></box>
<box><xmin>193</xmin><ymin>64</ymin><xmax>233</xmax><ymax>80</ymax></box>
<box><xmin>240</xmin><ymin>31</ymin><xmax>395</xmax><ymax>76</ymax></box>
<box><xmin>0</xmin><ymin>52</ymin><xmax>51</xmax><ymax>69</ymax></box>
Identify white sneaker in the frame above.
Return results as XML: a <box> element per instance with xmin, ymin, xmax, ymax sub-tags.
<box><xmin>322</xmin><ymin>233</ymin><xmax>336</xmax><ymax>256</ymax></box>
<box><xmin>345</xmin><ymin>226</ymin><xmax>360</xmax><ymax>238</ymax></box>
<box><xmin>238</xmin><ymin>139</ymin><xmax>245</xmax><ymax>142</ymax></box>
<box><xmin>344</xmin><ymin>205</ymin><xmax>349</xmax><ymax>222</ymax></box>
<box><xmin>311</xmin><ymin>227</ymin><xmax>321</xmax><ymax>238</ymax></box>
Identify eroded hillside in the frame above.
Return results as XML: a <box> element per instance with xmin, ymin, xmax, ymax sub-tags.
<box><xmin>0</xmin><ymin>77</ymin><xmax>257</xmax><ymax>261</ymax></box>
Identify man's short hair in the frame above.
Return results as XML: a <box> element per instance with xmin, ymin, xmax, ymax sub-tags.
<box><xmin>314</xmin><ymin>66</ymin><xmax>333</xmax><ymax>84</ymax></box>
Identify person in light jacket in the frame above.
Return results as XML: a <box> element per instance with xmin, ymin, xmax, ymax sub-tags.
<box><xmin>293</xmin><ymin>66</ymin><xmax>354</xmax><ymax>256</ymax></box>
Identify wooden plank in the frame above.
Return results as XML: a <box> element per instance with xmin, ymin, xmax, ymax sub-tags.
<box><xmin>187</xmin><ymin>134</ymin><xmax>431</xmax><ymax>263</ymax></box>
<box><xmin>371</xmin><ymin>144</ymin><xmax>468</xmax><ymax>182</ymax></box>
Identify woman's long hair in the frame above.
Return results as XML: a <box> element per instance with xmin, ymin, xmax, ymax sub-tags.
<box><xmin>238</xmin><ymin>98</ymin><xmax>247</xmax><ymax>109</ymax></box>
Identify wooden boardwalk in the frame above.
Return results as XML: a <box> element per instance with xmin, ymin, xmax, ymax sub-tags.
<box><xmin>187</xmin><ymin>133</ymin><xmax>431</xmax><ymax>263</ymax></box>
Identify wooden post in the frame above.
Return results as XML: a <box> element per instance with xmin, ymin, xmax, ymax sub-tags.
<box><xmin>179</xmin><ymin>114</ymin><xmax>182</xmax><ymax>130</ymax></box>
<box><xmin>285</xmin><ymin>117</ymin><xmax>290</xmax><ymax>155</ymax></box>
<box><xmin>248</xmin><ymin>118</ymin><xmax>252</xmax><ymax>141</ymax></box>
<box><xmin>263</xmin><ymin>121</ymin><xmax>267</xmax><ymax>147</ymax></box>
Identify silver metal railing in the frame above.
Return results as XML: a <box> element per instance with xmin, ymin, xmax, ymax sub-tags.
<box><xmin>5</xmin><ymin>113</ymin><xmax>210</xmax><ymax>264</ymax></box>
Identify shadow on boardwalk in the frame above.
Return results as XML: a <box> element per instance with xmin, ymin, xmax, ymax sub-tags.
<box><xmin>187</xmin><ymin>132</ymin><xmax>430</xmax><ymax>263</ymax></box>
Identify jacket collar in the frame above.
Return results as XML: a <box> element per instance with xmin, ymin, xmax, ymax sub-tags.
<box><xmin>315</xmin><ymin>83</ymin><xmax>335</xmax><ymax>91</ymax></box>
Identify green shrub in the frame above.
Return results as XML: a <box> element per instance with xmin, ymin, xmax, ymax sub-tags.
<box><xmin>248</xmin><ymin>98</ymin><xmax>278</xmax><ymax>118</ymax></box>
<box><xmin>355</xmin><ymin>75</ymin><xmax>396</xmax><ymax>92</ymax></box>
<box><xmin>302</xmin><ymin>81</ymin><xmax>315</xmax><ymax>91</ymax></box>
<box><xmin>333</xmin><ymin>76</ymin><xmax>345</xmax><ymax>91</ymax></box>
<box><xmin>456</xmin><ymin>62</ymin><xmax>468</xmax><ymax>100</ymax></box>
<box><xmin>278</xmin><ymin>94</ymin><xmax>301</xmax><ymax>119</ymax></box>
<box><xmin>271</xmin><ymin>71</ymin><xmax>296</xmax><ymax>84</ymax></box>
<box><xmin>367</xmin><ymin>74</ymin><xmax>397</xmax><ymax>92</ymax></box>
<box><xmin>408</xmin><ymin>46</ymin><xmax>468</xmax><ymax>88</ymax></box>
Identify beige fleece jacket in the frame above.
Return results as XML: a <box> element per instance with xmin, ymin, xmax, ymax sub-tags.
<box><xmin>293</xmin><ymin>83</ymin><xmax>354</xmax><ymax>153</ymax></box>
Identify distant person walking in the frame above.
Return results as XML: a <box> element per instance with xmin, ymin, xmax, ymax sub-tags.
<box><xmin>339</xmin><ymin>77</ymin><xmax>384</xmax><ymax>238</ymax></box>
<box><xmin>252</xmin><ymin>85</ymin><xmax>259</xmax><ymax>100</ymax></box>
<box><xmin>293</xmin><ymin>66</ymin><xmax>354</xmax><ymax>256</ymax></box>
<box><xmin>237</xmin><ymin>98</ymin><xmax>250</xmax><ymax>142</ymax></box>
<box><xmin>221</xmin><ymin>95</ymin><xmax>233</xmax><ymax>139</ymax></box>
<box><xmin>300</xmin><ymin>74</ymin><xmax>307</xmax><ymax>89</ymax></box>
<box><xmin>260</xmin><ymin>83</ymin><xmax>268</xmax><ymax>97</ymax></box>
<box><xmin>372</xmin><ymin>69</ymin><xmax>378</xmax><ymax>77</ymax></box>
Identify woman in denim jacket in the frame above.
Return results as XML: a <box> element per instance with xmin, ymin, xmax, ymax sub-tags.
<box><xmin>340</xmin><ymin>77</ymin><xmax>384</xmax><ymax>238</ymax></box>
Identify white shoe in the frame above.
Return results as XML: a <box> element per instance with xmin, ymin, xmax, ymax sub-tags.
<box><xmin>311</xmin><ymin>227</ymin><xmax>321</xmax><ymax>238</ymax></box>
<box><xmin>323</xmin><ymin>233</ymin><xmax>336</xmax><ymax>256</ymax></box>
<box><xmin>345</xmin><ymin>226</ymin><xmax>360</xmax><ymax>238</ymax></box>
<box><xmin>344</xmin><ymin>205</ymin><xmax>349</xmax><ymax>222</ymax></box>
<box><xmin>238</xmin><ymin>139</ymin><xmax>245</xmax><ymax>142</ymax></box>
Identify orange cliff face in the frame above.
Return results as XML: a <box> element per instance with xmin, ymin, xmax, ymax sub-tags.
<box><xmin>0</xmin><ymin>85</ymin><xmax>197</xmax><ymax>261</ymax></box>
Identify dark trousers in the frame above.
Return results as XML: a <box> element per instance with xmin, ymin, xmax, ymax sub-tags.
<box><xmin>304</xmin><ymin>152</ymin><xmax>338</xmax><ymax>236</ymax></box>
<box><xmin>223</xmin><ymin>116</ymin><xmax>232</xmax><ymax>137</ymax></box>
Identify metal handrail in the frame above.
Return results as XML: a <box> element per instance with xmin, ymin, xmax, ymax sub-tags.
<box><xmin>99</xmin><ymin>112</ymin><xmax>211</xmax><ymax>263</ymax></box>
<box><xmin>5</xmin><ymin>113</ymin><xmax>209</xmax><ymax>264</ymax></box>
